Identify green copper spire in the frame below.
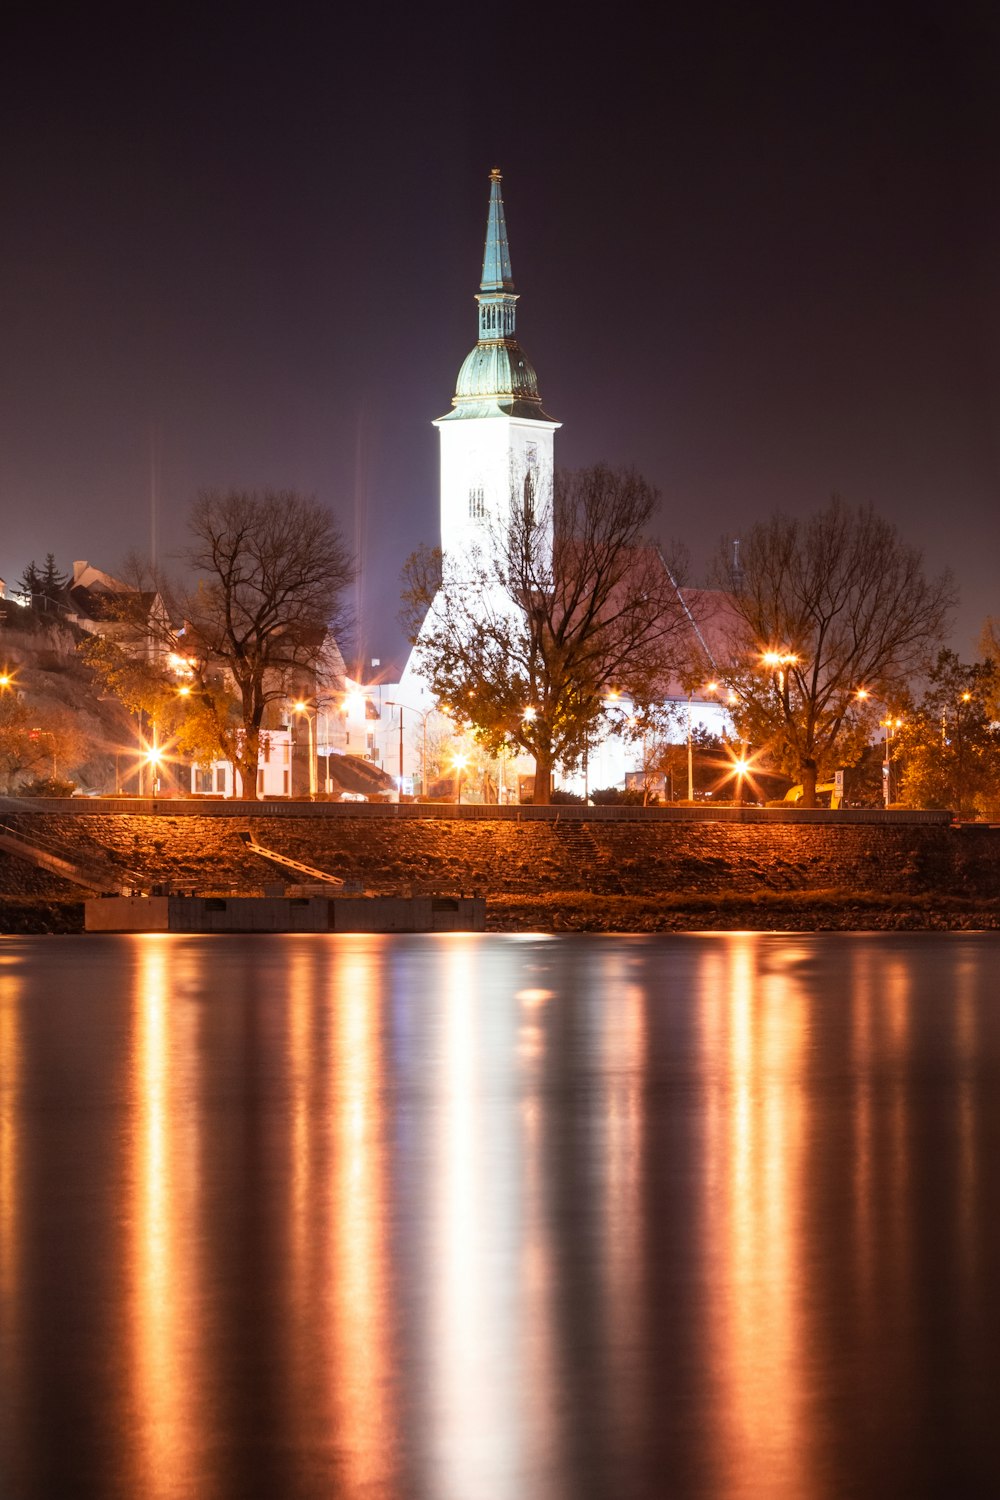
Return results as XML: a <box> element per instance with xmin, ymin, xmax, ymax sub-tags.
<box><xmin>440</xmin><ymin>169</ymin><xmax>556</xmax><ymax>422</ymax></box>
<box><xmin>480</xmin><ymin>168</ymin><xmax>514</xmax><ymax>294</ymax></box>
<box><xmin>477</xmin><ymin>168</ymin><xmax>517</xmax><ymax>340</ymax></box>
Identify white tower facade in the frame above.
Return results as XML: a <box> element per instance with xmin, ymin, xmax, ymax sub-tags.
<box><xmin>399</xmin><ymin>169</ymin><xmax>559</xmax><ymax>714</ymax></box>
<box><xmin>433</xmin><ymin>168</ymin><xmax>560</xmax><ymax>571</ymax></box>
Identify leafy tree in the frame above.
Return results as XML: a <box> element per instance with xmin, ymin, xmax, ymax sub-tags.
<box><xmin>81</xmin><ymin>633</ymin><xmax>239</xmax><ymax>784</ymax></box>
<box><xmin>978</xmin><ymin>619</ymin><xmax>1000</xmax><ymax>721</ymax></box>
<box><xmin>714</xmin><ymin>498</ymin><xmax>954</xmax><ymax>806</ymax></box>
<box><xmin>0</xmin><ymin>695</ymin><xmax>83</xmax><ymax>792</ymax></box>
<box><xmin>896</xmin><ymin>651</ymin><xmax>1000</xmax><ymax>818</ymax></box>
<box><xmin>402</xmin><ymin>465</ymin><xmax>691</xmax><ymax>804</ymax></box>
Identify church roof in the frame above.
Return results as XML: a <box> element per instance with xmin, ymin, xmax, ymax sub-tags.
<box><xmin>439</xmin><ymin>169</ymin><xmax>557</xmax><ymax>424</ymax></box>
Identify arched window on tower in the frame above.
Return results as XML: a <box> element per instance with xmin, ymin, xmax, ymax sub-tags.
<box><xmin>522</xmin><ymin>470</ymin><xmax>535</xmax><ymax>528</ymax></box>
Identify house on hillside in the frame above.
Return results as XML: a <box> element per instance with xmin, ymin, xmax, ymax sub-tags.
<box><xmin>66</xmin><ymin>561</ymin><xmax>168</xmax><ymax>659</ymax></box>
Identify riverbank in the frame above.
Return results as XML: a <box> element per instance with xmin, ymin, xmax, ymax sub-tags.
<box><xmin>5</xmin><ymin>891</ymin><xmax>1000</xmax><ymax>935</ymax></box>
<box><xmin>3</xmin><ymin>803</ymin><xmax>998</xmax><ymax>934</ymax></box>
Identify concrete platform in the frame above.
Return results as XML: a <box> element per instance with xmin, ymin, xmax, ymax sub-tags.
<box><xmin>85</xmin><ymin>894</ymin><xmax>486</xmax><ymax>933</ymax></box>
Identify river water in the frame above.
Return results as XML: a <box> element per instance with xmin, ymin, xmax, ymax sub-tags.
<box><xmin>1</xmin><ymin>932</ymin><xmax>1000</xmax><ymax>1498</ymax></box>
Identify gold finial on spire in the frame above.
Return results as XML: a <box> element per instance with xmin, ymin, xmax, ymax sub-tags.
<box><xmin>490</xmin><ymin>166</ymin><xmax>502</xmax><ymax>181</ymax></box>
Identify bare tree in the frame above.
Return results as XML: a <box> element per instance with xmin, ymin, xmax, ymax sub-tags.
<box><xmin>715</xmin><ymin>498</ymin><xmax>954</xmax><ymax>805</ymax></box>
<box><xmin>87</xmin><ymin>491</ymin><xmax>352</xmax><ymax>799</ymax></box>
<box><xmin>402</xmin><ymin>465</ymin><xmax>691</xmax><ymax>804</ymax></box>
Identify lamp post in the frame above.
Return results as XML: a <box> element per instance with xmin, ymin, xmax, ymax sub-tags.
<box><xmin>384</xmin><ymin>700</ymin><xmax>435</xmax><ymax>798</ymax></box>
<box><xmin>855</xmin><ymin>689</ymin><xmax>901</xmax><ymax>810</ymax></box>
<box><xmin>383</xmin><ymin>700</ymin><xmax>406</xmax><ymax>796</ymax></box>
<box><xmin>687</xmin><ymin>680</ymin><xmax>719</xmax><ymax>801</ymax></box>
<box><xmin>881</xmin><ymin>715</ymin><xmax>902</xmax><ymax>808</ymax></box>
<box><xmin>292</xmin><ymin>700</ymin><xmax>317</xmax><ymax>798</ymax></box>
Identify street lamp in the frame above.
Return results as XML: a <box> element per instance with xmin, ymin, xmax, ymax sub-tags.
<box><xmin>452</xmin><ymin>752</ymin><xmax>468</xmax><ymax>804</ymax></box>
<box><xmin>881</xmin><ymin>715</ymin><xmax>903</xmax><ymax>808</ymax></box>
<box><xmin>292</xmin><ymin>700</ymin><xmax>317</xmax><ymax>798</ymax></box>
<box><xmin>762</xmin><ymin>650</ymin><xmax>799</xmax><ymax>700</ymax></box>
<box><xmin>144</xmin><ymin>743</ymin><xmax>162</xmax><ymax>797</ymax></box>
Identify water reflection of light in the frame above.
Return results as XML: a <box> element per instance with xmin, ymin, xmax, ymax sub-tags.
<box><xmin>327</xmin><ymin>939</ymin><xmax>391</xmax><ymax>1493</ymax></box>
<box><xmin>287</xmin><ymin>946</ymin><xmax>313</xmax><ymax>1303</ymax></box>
<box><xmin>513</xmin><ymin>962</ymin><xmax>562</xmax><ymax>1484</ymax></box>
<box><xmin>430</xmin><ymin>940</ymin><xmax>520</xmax><ymax>1499</ymax></box>
<box><xmin>516</xmin><ymin>987</ymin><xmax>552</xmax><ymax>1008</ymax></box>
<box><xmin>0</xmin><ymin>961</ymin><xmax>22</xmax><ymax>1400</ymax></box>
<box><xmin>704</xmin><ymin>936</ymin><xmax>811</xmax><ymax>1495</ymax></box>
<box><xmin>954</xmin><ymin>954</ymin><xmax>978</xmax><ymax>1293</ymax></box>
<box><xmin>883</xmin><ymin>954</ymin><xmax>913</xmax><ymax>1323</ymax></box>
<box><xmin>595</xmin><ymin>953</ymin><xmax>646</xmax><ymax>1462</ymax></box>
<box><xmin>128</xmin><ymin>936</ymin><xmax>198</xmax><ymax>1499</ymax></box>
<box><xmin>849</xmin><ymin>945</ymin><xmax>876</xmax><ymax>1308</ymax></box>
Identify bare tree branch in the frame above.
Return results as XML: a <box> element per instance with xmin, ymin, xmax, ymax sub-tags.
<box><xmin>714</xmin><ymin>497</ymin><xmax>955</xmax><ymax>805</ymax></box>
<box><xmin>403</xmin><ymin>464</ymin><xmax>691</xmax><ymax>803</ymax></box>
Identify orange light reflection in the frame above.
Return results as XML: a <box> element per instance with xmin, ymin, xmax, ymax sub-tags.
<box><xmin>127</xmin><ymin>937</ymin><xmax>200</xmax><ymax>1500</ymax></box>
<box><xmin>702</xmin><ymin>937</ymin><xmax>812</xmax><ymax>1495</ymax></box>
<box><xmin>0</xmin><ymin>960</ymin><xmax>22</xmax><ymax>1403</ymax></box>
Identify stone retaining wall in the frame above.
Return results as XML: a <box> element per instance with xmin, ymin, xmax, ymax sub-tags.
<box><xmin>1</xmin><ymin>808</ymin><xmax>998</xmax><ymax>901</ymax></box>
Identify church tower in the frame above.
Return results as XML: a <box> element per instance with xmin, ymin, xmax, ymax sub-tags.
<box><xmin>434</xmin><ymin>170</ymin><xmax>560</xmax><ymax>562</ymax></box>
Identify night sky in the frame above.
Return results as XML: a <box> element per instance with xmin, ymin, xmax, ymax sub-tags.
<box><xmin>1</xmin><ymin>4</ymin><xmax>997</xmax><ymax>671</ymax></box>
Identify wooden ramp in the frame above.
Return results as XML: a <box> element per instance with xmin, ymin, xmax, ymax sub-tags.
<box><xmin>0</xmin><ymin>821</ymin><xmax>133</xmax><ymax>895</ymax></box>
<box><xmin>238</xmin><ymin>832</ymin><xmax>345</xmax><ymax>888</ymax></box>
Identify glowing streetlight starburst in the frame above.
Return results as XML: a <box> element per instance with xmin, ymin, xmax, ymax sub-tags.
<box><xmin>709</xmin><ymin>742</ymin><xmax>767</xmax><ymax>803</ymax></box>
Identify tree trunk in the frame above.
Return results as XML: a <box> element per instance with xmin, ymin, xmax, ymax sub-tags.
<box><xmin>532</xmin><ymin>751</ymin><xmax>554</xmax><ymax>805</ymax></box>
<box><xmin>237</xmin><ymin>747</ymin><xmax>260</xmax><ymax>800</ymax></box>
<box><xmin>238</xmin><ymin>690</ymin><xmax>262</xmax><ymax>801</ymax></box>
<box><xmin>799</xmin><ymin>761</ymin><xmax>818</xmax><ymax>808</ymax></box>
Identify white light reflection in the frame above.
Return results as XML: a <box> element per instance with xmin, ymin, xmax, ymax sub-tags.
<box><xmin>515</xmin><ymin>975</ymin><xmax>562</xmax><ymax>1485</ymax></box>
<box><xmin>429</xmin><ymin>939</ymin><xmax>521</xmax><ymax>1499</ymax></box>
<box><xmin>593</xmin><ymin>949</ymin><xmax>646</xmax><ymax>1463</ymax></box>
<box><xmin>325</xmin><ymin>938</ymin><xmax>392</xmax><ymax>1493</ymax></box>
